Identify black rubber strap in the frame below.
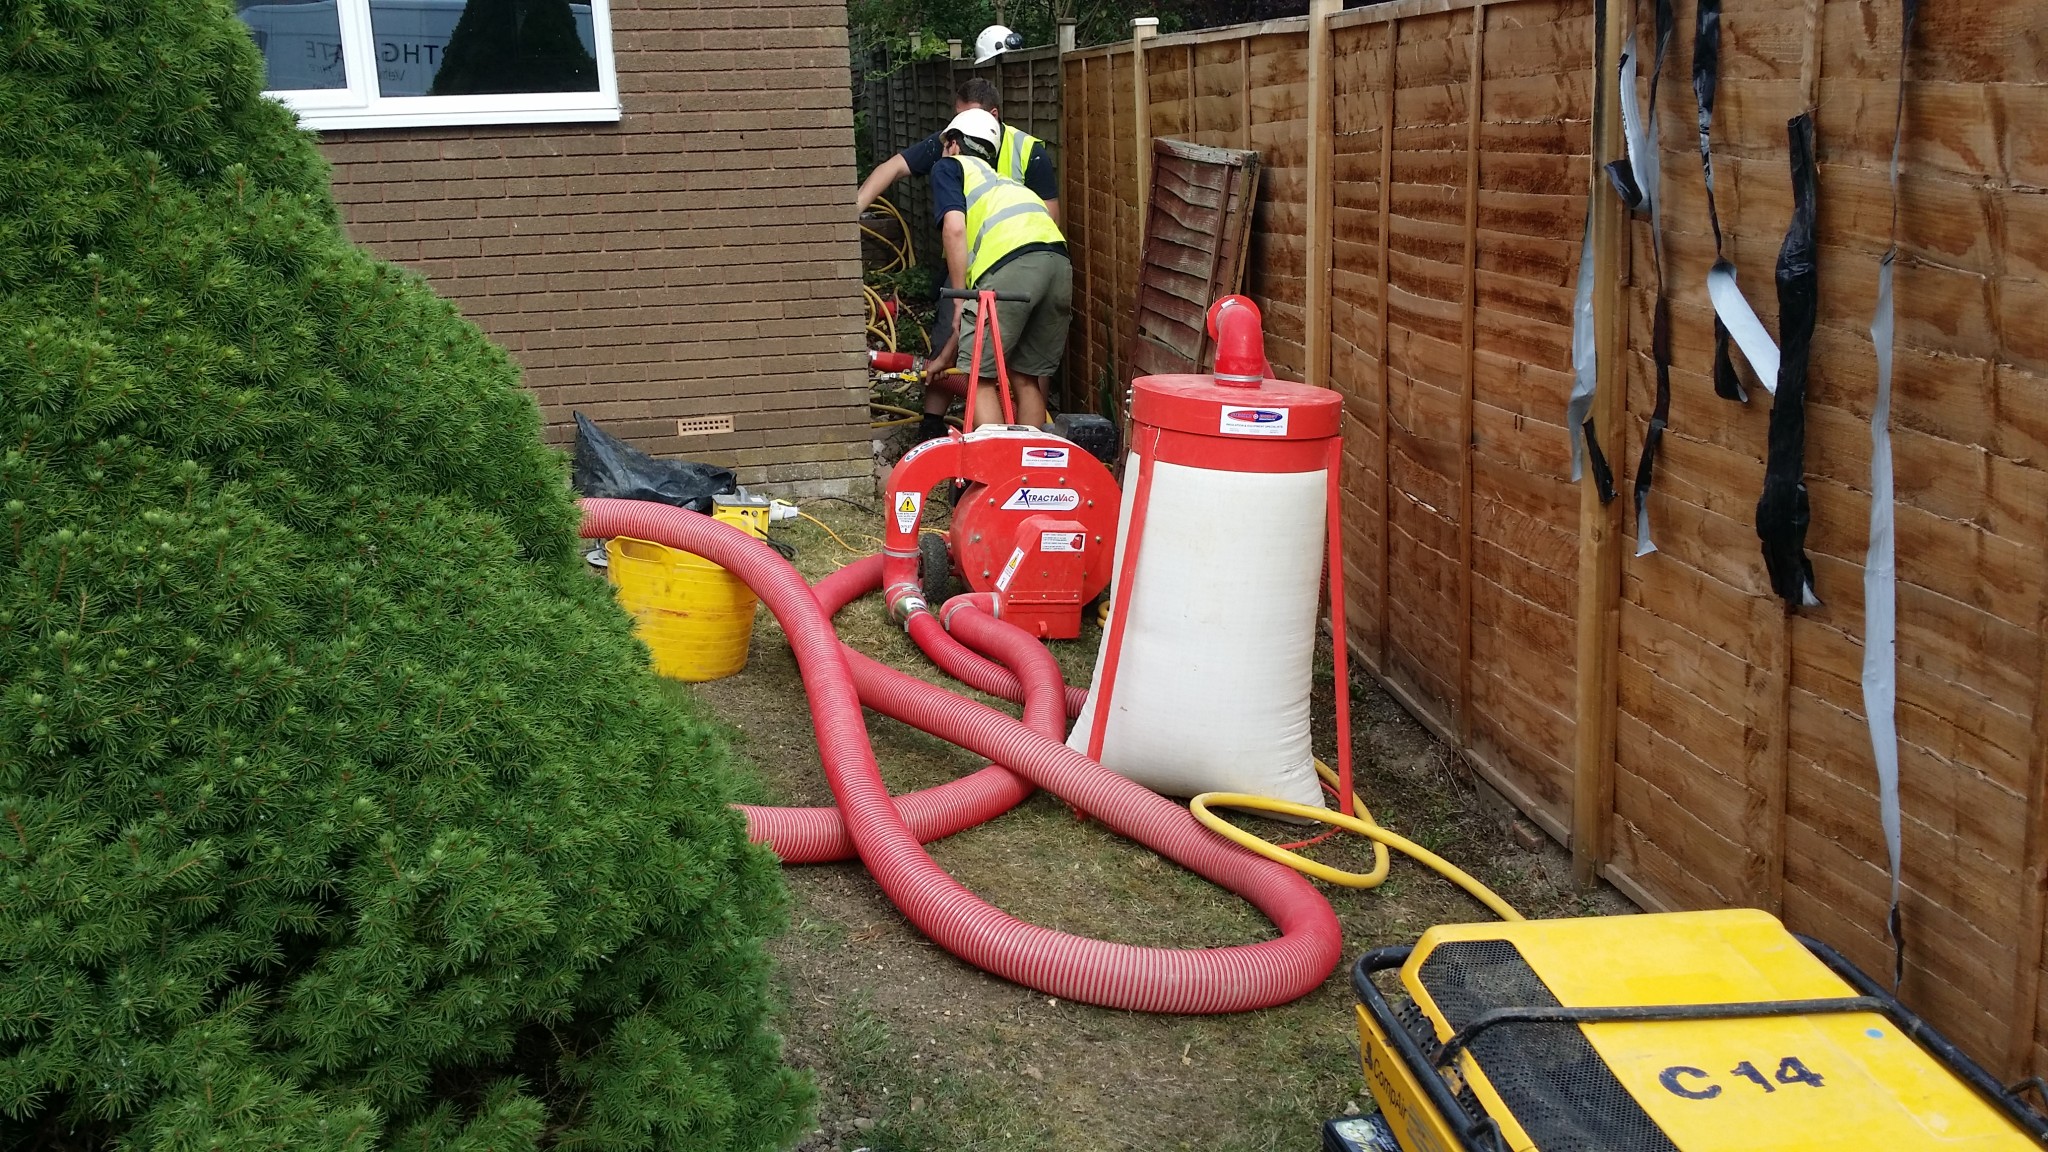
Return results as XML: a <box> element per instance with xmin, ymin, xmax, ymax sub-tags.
<box><xmin>1692</xmin><ymin>0</ymin><xmax>1749</xmax><ymax>402</ymax></box>
<box><xmin>1634</xmin><ymin>297</ymin><xmax>1673</xmax><ymax>542</ymax></box>
<box><xmin>1584</xmin><ymin>418</ymin><xmax>1618</xmax><ymax>504</ymax></box>
<box><xmin>1433</xmin><ymin>997</ymin><xmax>1888</xmax><ymax>1069</ymax></box>
<box><xmin>1755</xmin><ymin>113</ymin><xmax>1821</xmax><ymax>608</ymax></box>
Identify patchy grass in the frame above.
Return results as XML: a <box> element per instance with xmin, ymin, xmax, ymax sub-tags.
<box><xmin>661</xmin><ymin>502</ymin><xmax>1630</xmax><ymax>1152</ymax></box>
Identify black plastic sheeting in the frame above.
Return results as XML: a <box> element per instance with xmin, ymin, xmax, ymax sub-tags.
<box><xmin>1608</xmin><ymin>0</ymin><xmax>1675</xmax><ymax>550</ymax></box>
<box><xmin>1691</xmin><ymin>0</ymin><xmax>1750</xmax><ymax>403</ymax></box>
<box><xmin>1756</xmin><ymin>113</ymin><xmax>1821</xmax><ymax>609</ymax></box>
<box><xmin>571</xmin><ymin>411</ymin><xmax>737</xmax><ymax>512</ymax></box>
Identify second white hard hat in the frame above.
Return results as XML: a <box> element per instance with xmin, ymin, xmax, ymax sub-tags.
<box><xmin>974</xmin><ymin>24</ymin><xmax>1024</xmax><ymax>64</ymax></box>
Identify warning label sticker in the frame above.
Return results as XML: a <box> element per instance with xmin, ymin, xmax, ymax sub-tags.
<box><xmin>894</xmin><ymin>491</ymin><xmax>923</xmax><ymax>533</ymax></box>
<box><xmin>999</xmin><ymin>487</ymin><xmax>1082</xmax><ymax>512</ymax></box>
<box><xmin>1219</xmin><ymin>406</ymin><xmax>1291</xmax><ymax>437</ymax></box>
<box><xmin>1040</xmin><ymin>531</ymin><xmax>1086</xmax><ymax>553</ymax></box>
<box><xmin>1021</xmin><ymin>446</ymin><xmax>1070</xmax><ymax>468</ymax></box>
<box><xmin>995</xmin><ymin>546</ymin><xmax>1026</xmax><ymax>592</ymax></box>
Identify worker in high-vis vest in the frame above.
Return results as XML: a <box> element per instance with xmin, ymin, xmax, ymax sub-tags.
<box><xmin>924</xmin><ymin>108</ymin><xmax>1072</xmax><ymax>431</ymax></box>
<box><xmin>855</xmin><ymin>74</ymin><xmax>1059</xmax><ymax>225</ymax></box>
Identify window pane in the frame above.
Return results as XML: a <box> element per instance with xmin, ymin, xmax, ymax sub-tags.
<box><xmin>367</xmin><ymin>0</ymin><xmax>599</xmax><ymax>97</ymax></box>
<box><xmin>237</xmin><ymin>1</ymin><xmax>349</xmax><ymax>91</ymax></box>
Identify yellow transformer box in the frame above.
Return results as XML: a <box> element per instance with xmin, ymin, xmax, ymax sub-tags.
<box><xmin>1349</xmin><ymin>909</ymin><xmax>2047</xmax><ymax>1152</ymax></box>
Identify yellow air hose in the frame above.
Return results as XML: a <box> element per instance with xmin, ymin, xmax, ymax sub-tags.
<box><xmin>1190</xmin><ymin>760</ymin><xmax>1524</xmax><ymax>921</ymax></box>
<box><xmin>860</xmin><ymin>196</ymin><xmax>915</xmax><ymax>274</ymax></box>
<box><xmin>862</xmin><ymin>284</ymin><xmax>898</xmax><ymax>352</ymax></box>
<box><xmin>869</xmin><ymin>402</ymin><xmax>960</xmax><ymax>430</ymax></box>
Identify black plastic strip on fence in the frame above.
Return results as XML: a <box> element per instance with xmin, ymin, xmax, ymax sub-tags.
<box><xmin>1570</xmin><ymin>0</ymin><xmax>1620</xmax><ymax>506</ymax></box>
<box><xmin>1756</xmin><ymin>112</ymin><xmax>1821</xmax><ymax>609</ymax></box>
<box><xmin>1619</xmin><ymin>0</ymin><xmax>1675</xmax><ymax>554</ymax></box>
<box><xmin>1691</xmin><ymin>0</ymin><xmax>1749</xmax><ymax>403</ymax></box>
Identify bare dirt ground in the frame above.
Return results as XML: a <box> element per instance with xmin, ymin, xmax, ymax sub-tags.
<box><xmin>671</xmin><ymin>503</ymin><xmax>1632</xmax><ymax>1152</ymax></box>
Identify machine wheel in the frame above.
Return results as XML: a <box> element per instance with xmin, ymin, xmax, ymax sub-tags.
<box><xmin>918</xmin><ymin>530</ymin><xmax>956</xmax><ymax>606</ymax></box>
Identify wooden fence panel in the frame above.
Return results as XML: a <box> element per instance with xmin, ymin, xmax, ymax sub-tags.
<box><xmin>1070</xmin><ymin>50</ymin><xmax>1120</xmax><ymax>411</ymax></box>
<box><xmin>1111</xmin><ymin>48</ymin><xmax>1142</xmax><ymax>415</ymax></box>
<box><xmin>1129</xmin><ymin>141</ymin><xmax>1261</xmax><ymax>379</ymax></box>
<box><xmin>1378</xmin><ymin>8</ymin><xmax>1475</xmax><ymax>794</ymax></box>
<box><xmin>1330</xmin><ymin>20</ymin><xmax>1393</xmax><ymax>668</ymax></box>
<box><xmin>1243</xmin><ymin>33</ymin><xmax>1312</xmax><ymax>379</ymax></box>
<box><xmin>1028</xmin><ymin>50</ymin><xmax>1065</xmax><ymax>174</ymax></box>
<box><xmin>1465</xmin><ymin>0</ymin><xmax>1593</xmax><ymax>833</ymax></box>
<box><xmin>1058</xmin><ymin>0</ymin><xmax>2048</xmax><ymax>1079</ymax></box>
<box><xmin>1190</xmin><ymin>40</ymin><xmax>1250</xmax><ymax>148</ymax></box>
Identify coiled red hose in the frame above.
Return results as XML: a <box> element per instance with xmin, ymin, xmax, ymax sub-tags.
<box><xmin>581</xmin><ymin>498</ymin><xmax>1342</xmax><ymax>1012</ymax></box>
<box><xmin>727</xmin><ymin>561</ymin><xmax>1079</xmax><ymax>864</ymax></box>
<box><xmin>737</xmin><ymin>559</ymin><xmax>1044</xmax><ymax>864</ymax></box>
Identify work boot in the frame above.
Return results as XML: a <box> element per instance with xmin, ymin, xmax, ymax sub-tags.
<box><xmin>917</xmin><ymin>413</ymin><xmax>949</xmax><ymax>442</ymax></box>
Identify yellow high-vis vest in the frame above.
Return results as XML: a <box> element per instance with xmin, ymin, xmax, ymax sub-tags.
<box><xmin>958</xmin><ymin>156</ymin><xmax>1064</xmax><ymax>285</ymax></box>
<box><xmin>997</xmin><ymin>124</ymin><xmax>1046</xmax><ymax>186</ymax></box>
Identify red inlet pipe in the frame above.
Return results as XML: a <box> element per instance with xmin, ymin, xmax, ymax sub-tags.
<box><xmin>1207</xmin><ymin>294</ymin><xmax>1272</xmax><ymax>385</ymax></box>
<box><xmin>580</xmin><ymin>498</ymin><xmax>1342</xmax><ymax>1012</ymax></box>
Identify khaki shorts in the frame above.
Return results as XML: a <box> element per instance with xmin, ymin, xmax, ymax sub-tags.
<box><xmin>955</xmin><ymin>250</ymin><xmax>1074</xmax><ymax>379</ymax></box>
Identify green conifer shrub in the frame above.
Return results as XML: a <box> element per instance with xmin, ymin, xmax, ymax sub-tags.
<box><xmin>0</xmin><ymin>2</ymin><xmax>807</xmax><ymax>1148</ymax></box>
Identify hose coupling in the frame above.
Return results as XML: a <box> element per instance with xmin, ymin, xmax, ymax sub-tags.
<box><xmin>885</xmin><ymin>581</ymin><xmax>931</xmax><ymax>627</ymax></box>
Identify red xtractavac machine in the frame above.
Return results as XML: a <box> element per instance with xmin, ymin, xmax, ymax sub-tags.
<box><xmin>882</xmin><ymin>427</ymin><xmax>1119</xmax><ymax>639</ymax></box>
<box><xmin>880</xmin><ymin>287</ymin><xmax>1121</xmax><ymax>640</ymax></box>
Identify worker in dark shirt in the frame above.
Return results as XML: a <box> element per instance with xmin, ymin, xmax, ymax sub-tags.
<box><xmin>923</xmin><ymin>109</ymin><xmax>1071</xmax><ymax>432</ymax></box>
<box><xmin>859</xmin><ymin>79</ymin><xmax>1062</xmax><ymax>439</ymax></box>
<box><xmin>856</xmin><ymin>77</ymin><xmax>1060</xmax><ymax>223</ymax></box>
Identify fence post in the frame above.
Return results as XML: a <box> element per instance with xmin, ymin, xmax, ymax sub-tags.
<box><xmin>1304</xmin><ymin>0</ymin><xmax>1340</xmax><ymax>393</ymax></box>
<box><xmin>948</xmin><ymin>38</ymin><xmax>963</xmax><ymax>60</ymax></box>
<box><xmin>1132</xmin><ymin>16</ymin><xmax>1159</xmax><ymax>242</ymax></box>
<box><xmin>1456</xmin><ymin>6</ymin><xmax>1486</xmax><ymax>745</ymax></box>
<box><xmin>1058</xmin><ymin>18</ymin><xmax>1077</xmax><ymax>56</ymax></box>
<box><xmin>1375</xmin><ymin>17</ymin><xmax>1397</xmax><ymax>675</ymax></box>
<box><xmin>1571</xmin><ymin>0</ymin><xmax>1629</xmax><ymax>888</ymax></box>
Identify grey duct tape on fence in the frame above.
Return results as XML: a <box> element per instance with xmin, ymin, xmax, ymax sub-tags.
<box><xmin>1864</xmin><ymin>0</ymin><xmax>1918</xmax><ymax>992</ymax></box>
<box><xmin>1708</xmin><ymin>261</ymin><xmax>1780</xmax><ymax>395</ymax></box>
<box><xmin>1611</xmin><ymin>48</ymin><xmax>1651</xmax><ymax>212</ymax></box>
<box><xmin>1567</xmin><ymin>0</ymin><xmax>1627</xmax><ymax>506</ymax></box>
<box><xmin>1568</xmin><ymin>205</ymin><xmax>1596</xmax><ymax>479</ymax></box>
<box><xmin>1866</xmin><ymin>249</ymin><xmax>1905</xmax><ymax>988</ymax></box>
<box><xmin>1754</xmin><ymin>112</ymin><xmax>1821</xmax><ymax>611</ymax></box>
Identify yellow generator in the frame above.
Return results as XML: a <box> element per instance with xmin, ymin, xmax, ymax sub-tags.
<box><xmin>1335</xmin><ymin>909</ymin><xmax>2048</xmax><ymax>1152</ymax></box>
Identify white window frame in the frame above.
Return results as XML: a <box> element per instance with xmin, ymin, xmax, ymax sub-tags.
<box><xmin>248</xmin><ymin>0</ymin><xmax>621</xmax><ymax>131</ymax></box>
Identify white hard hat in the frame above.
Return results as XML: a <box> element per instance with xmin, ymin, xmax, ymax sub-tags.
<box><xmin>974</xmin><ymin>24</ymin><xmax>1023</xmax><ymax>64</ymax></box>
<box><xmin>943</xmin><ymin>108</ymin><xmax>1002</xmax><ymax>152</ymax></box>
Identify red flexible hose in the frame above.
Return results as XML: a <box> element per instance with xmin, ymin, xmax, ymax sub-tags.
<box><xmin>581</xmin><ymin>499</ymin><xmax>1342</xmax><ymax>1012</ymax></box>
<box><xmin>739</xmin><ymin>559</ymin><xmax>1043</xmax><ymax>863</ymax></box>
<box><xmin>737</xmin><ymin>561</ymin><xmax>1088</xmax><ymax>863</ymax></box>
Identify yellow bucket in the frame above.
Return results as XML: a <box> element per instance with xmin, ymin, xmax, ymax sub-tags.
<box><xmin>606</xmin><ymin>531</ymin><xmax>759</xmax><ymax>682</ymax></box>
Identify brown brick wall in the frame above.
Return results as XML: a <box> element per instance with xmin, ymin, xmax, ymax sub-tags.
<box><xmin>318</xmin><ymin>0</ymin><xmax>870</xmax><ymax>494</ymax></box>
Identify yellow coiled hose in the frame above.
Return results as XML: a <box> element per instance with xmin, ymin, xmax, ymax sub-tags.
<box><xmin>1190</xmin><ymin>760</ymin><xmax>1523</xmax><ymax>921</ymax></box>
